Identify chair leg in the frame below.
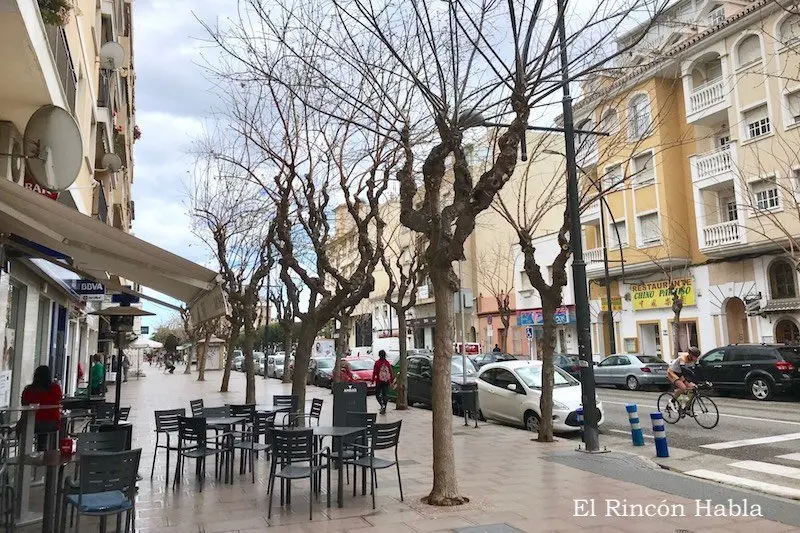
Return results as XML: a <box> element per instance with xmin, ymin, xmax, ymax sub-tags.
<box><xmin>150</xmin><ymin>433</ymin><xmax>159</xmax><ymax>479</ymax></box>
<box><xmin>396</xmin><ymin>462</ymin><xmax>404</xmax><ymax>502</ymax></box>
<box><xmin>370</xmin><ymin>467</ymin><xmax>375</xmax><ymax>510</ymax></box>
<box><xmin>250</xmin><ymin>450</ymin><xmax>255</xmax><ymax>484</ymax></box>
<box><xmin>326</xmin><ymin>462</ymin><xmax>331</xmax><ymax>509</ymax></box>
<box><xmin>309</xmin><ymin>476</ymin><xmax>313</xmax><ymax>520</ymax></box>
<box><xmin>267</xmin><ymin>473</ymin><xmax>276</xmax><ymax>520</ymax></box>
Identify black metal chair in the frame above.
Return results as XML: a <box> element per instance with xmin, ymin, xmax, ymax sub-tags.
<box><xmin>189</xmin><ymin>399</ymin><xmax>204</xmax><ymax>417</ymax></box>
<box><xmin>151</xmin><ymin>409</ymin><xmax>185</xmax><ymax>484</ymax></box>
<box><xmin>232</xmin><ymin>411</ymin><xmax>274</xmax><ymax>482</ymax></box>
<box><xmin>267</xmin><ymin>429</ymin><xmax>329</xmax><ymax>521</ymax></box>
<box><xmin>88</xmin><ymin>403</ymin><xmax>116</xmax><ymax>427</ymax></box>
<box><xmin>272</xmin><ymin>395</ymin><xmax>298</xmax><ymax>428</ymax></box>
<box><xmin>327</xmin><ymin>411</ymin><xmax>376</xmax><ymax>485</ymax></box>
<box><xmin>118</xmin><ymin>407</ymin><xmax>131</xmax><ymax>421</ymax></box>
<box><xmin>59</xmin><ymin>449</ymin><xmax>141</xmax><ymax>533</ymax></box>
<box><xmin>174</xmin><ymin>417</ymin><xmax>227</xmax><ymax>492</ymax></box>
<box><xmin>76</xmin><ymin>431</ymin><xmax>127</xmax><ymax>454</ymax></box>
<box><xmin>308</xmin><ymin>398</ymin><xmax>323</xmax><ymax>425</ymax></box>
<box><xmin>346</xmin><ymin>420</ymin><xmax>403</xmax><ymax>509</ymax></box>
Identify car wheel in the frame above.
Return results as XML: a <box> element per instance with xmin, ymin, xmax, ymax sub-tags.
<box><xmin>626</xmin><ymin>375</ymin><xmax>639</xmax><ymax>391</ymax></box>
<box><xmin>524</xmin><ymin>411</ymin><xmax>540</xmax><ymax>433</ymax></box>
<box><xmin>748</xmin><ymin>377</ymin><xmax>773</xmax><ymax>401</ymax></box>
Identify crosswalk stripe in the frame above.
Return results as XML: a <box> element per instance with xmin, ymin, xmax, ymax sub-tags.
<box><xmin>684</xmin><ymin>469</ymin><xmax>800</xmax><ymax>500</ymax></box>
<box><xmin>729</xmin><ymin>460</ymin><xmax>800</xmax><ymax>480</ymax></box>
<box><xmin>700</xmin><ymin>432</ymin><xmax>800</xmax><ymax>450</ymax></box>
<box><xmin>777</xmin><ymin>453</ymin><xmax>800</xmax><ymax>463</ymax></box>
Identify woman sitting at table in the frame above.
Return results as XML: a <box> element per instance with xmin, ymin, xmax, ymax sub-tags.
<box><xmin>20</xmin><ymin>365</ymin><xmax>63</xmax><ymax>450</ymax></box>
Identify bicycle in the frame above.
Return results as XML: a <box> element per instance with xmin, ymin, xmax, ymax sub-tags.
<box><xmin>657</xmin><ymin>382</ymin><xmax>719</xmax><ymax>429</ymax></box>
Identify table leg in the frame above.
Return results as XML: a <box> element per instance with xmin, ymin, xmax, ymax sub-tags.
<box><xmin>335</xmin><ymin>436</ymin><xmax>344</xmax><ymax>508</ymax></box>
<box><xmin>14</xmin><ymin>410</ymin><xmax>40</xmax><ymax>526</ymax></box>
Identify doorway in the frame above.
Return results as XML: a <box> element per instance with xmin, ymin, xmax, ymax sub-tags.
<box><xmin>725</xmin><ymin>298</ymin><xmax>749</xmax><ymax>344</ymax></box>
<box><xmin>639</xmin><ymin>323</ymin><xmax>661</xmax><ymax>357</ymax></box>
<box><xmin>775</xmin><ymin>319</ymin><xmax>800</xmax><ymax>345</ymax></box>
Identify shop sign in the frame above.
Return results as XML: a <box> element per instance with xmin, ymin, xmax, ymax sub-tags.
<box><xmin>418</xmin><ymin>285</ymin><xmax>429</xmax><ymax>299</ymax></box>
<box><xmin>600</xmin><ymin>297</ymin><xmax>623</xmax><ymax>311</ymax></box>
<box><xmin>631</xmin><ymin>278</ymin><xmax>694</xmax><ymax>310</ymax></box>
<box><xmin>24</xmin><ymin>175</ymin><xmax>58</xmax><ymax>200</ymax></box>
<box><xmin>67</xmin><ymin>279</ymin><xmax>106</xmax><ymax>301</ymax></box>
<box><xmin>517</xmin><ymin>305</ymin><xmax>575</xmax><ymax>326</ymax></box>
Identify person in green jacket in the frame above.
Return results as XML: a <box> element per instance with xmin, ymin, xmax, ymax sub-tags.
<box><xmin>89</xmin><ymin>354</ymin><xmax>105</xmax><ymax>396</ymax></box>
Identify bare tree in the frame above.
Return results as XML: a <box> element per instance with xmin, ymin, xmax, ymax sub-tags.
<box><xmin>476</xmin><ymin>242</ymin><xmax>515</xmax><ymax>352</ymax></box>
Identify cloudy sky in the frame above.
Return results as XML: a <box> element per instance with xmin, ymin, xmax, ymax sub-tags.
<box><xmin>131</xmin><ymin>0</ymin><xmax>233</xmax><ymax>333</ymax></box>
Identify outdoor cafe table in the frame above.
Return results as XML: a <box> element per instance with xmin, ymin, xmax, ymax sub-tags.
<box><xmin>8</xmin><ymin>450</ymin><xmax>79</xmax><ymax>533</ymax></box>
<box><xmin>204</xmin><ymin>416</ymin><xmax>248</xmax><ymax>484</ymax></box>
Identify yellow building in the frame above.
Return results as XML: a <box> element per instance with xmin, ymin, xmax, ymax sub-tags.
<box><xmin>575</xmin><ymin>0</ymin><xmax>800</xmax><ymax>361</ymax></box>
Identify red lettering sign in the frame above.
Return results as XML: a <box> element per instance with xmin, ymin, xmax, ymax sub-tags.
<box><xmin>23</xmin><ymin>175</ymin><xmax>59</xmax><ymax>200</ymax></box>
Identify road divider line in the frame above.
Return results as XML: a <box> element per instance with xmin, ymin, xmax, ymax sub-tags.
<box><xmin>729</xmin><ymin>460</ymin><xmax>800</xmax><ymax>479</ymax></box>
<box><xmin>777</xmin><ymin>453</ymin><xmax>800</xmax><ymax>463</ymax></box>
<box><xmin>700</xmin><ymin>432</ymin><xmax>800</xmax><ymax>450</ymax></box>
<box><xmin>683</xmin><ymin>469</ymin><xmax>800</xmax><ymax>500</ymax></box>
<box><xmin>603</xmin><ymin>399</ymin><xmax>800</xmax><ymax>427</ymax></box>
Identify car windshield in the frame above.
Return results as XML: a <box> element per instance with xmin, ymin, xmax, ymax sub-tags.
<box><xmin>451</xmin><ymin>356</ymin><xmax>477</xmax><ymax>376</ymax></box>
<box><xmin>316</xmin><ymin>358</ymin><xmax>334</xmax><ymax>369</ymax></box>
<box><xmin>636</xmin><ymin>355</ymin><xmax>664</xmax><ymax>364</ymax></box>
<box><xmin>515</xmin><ymin>365</ymin><xmax>577</xmax><ymax>388</ymax></box>
<box><xmin>273</xmin><ymin>356</ymin><xmax>284</xmax><ymax>364</ymax></box>
<box><xmin>347</xmin><ymin>359</ymin><xmax>373</xmax><ymax>371</ymax></box>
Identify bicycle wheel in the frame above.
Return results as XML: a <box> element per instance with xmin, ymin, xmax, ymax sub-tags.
<box><xmin>657</xmin><ymin>392</ymin><xmax>680</xmax><ymax>424</ymax></box>
<box><xmin>692</xmin><ymin>394</ymin><xmax>719</xmax><ymax>429</ymax></box>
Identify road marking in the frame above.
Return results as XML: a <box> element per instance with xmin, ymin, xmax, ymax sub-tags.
<box><xmin>684</xmin><ymin>469</ymin><xmax>800</xmax><ymax>500</ymax></box>
<box><xmin>608</xmin><ymin>428</ymin><xmax>653</xmax><ymax>439</ymax></box>
<box><xmin>602</xmin><ymin>399</ymin><xmax>800</xmax><ymax>427</ymax></box>
<box><xmin>700</xmin><ymin>432</ymin><xmax>800</xmax><ymax>450</ymax></box>
<box><xmin>729</xmin><ymin>460</ymin><xmax>800</xmax><ymax>480</ymax></box>
<box><xmin>777</xmin><ymin>453</ymin><xmax>800</xmax><ymax>463</ymax></box>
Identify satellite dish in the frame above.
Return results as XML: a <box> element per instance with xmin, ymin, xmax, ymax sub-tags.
<box><xmin>100</xmin><ymin>41</ymin><xmax>125</xmax><ymax>70</ymax></box>
<box><xmin>24</xmin><ymin>105</ymin><xmax>83</xmax><ymax>191</ymax></box>
<box><xmin>99</xmin><ymin>152</ymin><xmax>123</xmax><ymax>173</ymax></box>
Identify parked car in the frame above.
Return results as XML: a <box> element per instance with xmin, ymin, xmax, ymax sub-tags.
<box><xmin>343</xmin><ymin>356</ymin><xmax>377</xmax><ymax>391</ymax></box>
<box><xmin>232</xmin><ymin>354</ymin><xmax>245</xmax><ymax>372</ymax></box>
<box><xmin>554</xmin><ymin>354</ymin><xmax>581</xmax><ymax>380</ymax></box>
<box><xmin>268</xmin><ymin>355</ymin><xmax>294</xmax><ymax>379</ymax></box>
<box><xmin>471</xmin><ymin>352</ymin><xmax>516</xmax><ymax>369</ymax></box>
<box><xmin>253</xmin><ymin>352</ymin><xmax>266</xmax><ymax>375</ymax></box>
<box><xmin>312</xmin><ymin>357</ymin><xmax>336</xmax><ymax>388</ymax></box>
<box><xmin>476</xmin><ymin>360</ymin><xmax>605</xmax><ymax>433</ymax></box>
<box><xmin>592</xmin><ymin>354</ymin><xmax>669</xmax><ymax>391</ymax></box>
<box><xmin>388</xmin><ymin>354</ymin><xmax>477</xmax><ymax>413</ymax></box>
<box><xmin>695</xmin><ymin>344</ymin><xmax>800</xmax><ymax>400</ymax></box>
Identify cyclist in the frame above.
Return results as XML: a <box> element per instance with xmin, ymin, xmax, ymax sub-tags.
<box><xmin>667</xmin><ymin>346</ymin><xmax>701</xmax><ymax>402</ymax></box>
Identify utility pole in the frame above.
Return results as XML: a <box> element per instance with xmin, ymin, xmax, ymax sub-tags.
<box><xmin>598</xmin><ymin>180</ymin><xmax>616</xmax><ymax>355</ymax></box>
<box><xmin>263</xmin><ymin>260</ymin><xmax>271</xmax><ymax>379</ymax></box>
<box><xmin>557</xmin><ymin>0</ymin><xmax>600</xmax><ymax>452</ymax></box>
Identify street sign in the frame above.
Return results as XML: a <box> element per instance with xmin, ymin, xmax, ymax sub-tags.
<box><xmin>67</xmin><ymin>279</ymin><xmax>105</xmax><ymax>301</ymax></box>
<box><xmin>525</xmin><ymin>326</ymin><xmax>534</xmax><ymax>340</ymax></box>
<box><xmin>487</xmin><ymin>315</ymin><xmax>493</xmax><ymax>325</ymax></box>
<box><xmin>486</xmin><ymin>326</ymin><xmax>492</xmax><ymax>338</ymax></box>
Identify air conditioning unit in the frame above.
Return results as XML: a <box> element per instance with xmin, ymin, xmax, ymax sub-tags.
<box><xmin>0</xmin><ymin>121</ymin><xmax>24</xmax><ymax>184</ymax></box>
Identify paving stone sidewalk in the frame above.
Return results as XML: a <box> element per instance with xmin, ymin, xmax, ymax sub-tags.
<box><xmin>19</xmin><ymin>366</ymin><xmax>800</xmax><ymax>532</ymax></box>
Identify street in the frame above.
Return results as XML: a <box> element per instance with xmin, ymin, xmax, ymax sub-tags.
<box><xmin>575</xmin><ymin>386</ymin><xmax>800</xmax><ymax>499</ymax></box>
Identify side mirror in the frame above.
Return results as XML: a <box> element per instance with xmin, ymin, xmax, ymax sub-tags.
<box><xmin>506</xmin><ymin>383</ymin><xmax>517</xmax><ymax>392</ymax></box>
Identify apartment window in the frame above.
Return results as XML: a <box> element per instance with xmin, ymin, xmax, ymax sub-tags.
<box><xmin>608</xmin><ymin>220</ymin><xmax>628</xmax><ymax>248</ymax></box>
<box><xmin>793</xmin><ymin>168</ymin><xmax>800</xmax><ymax>194</ymax></box>
<box><xmin>603</xmin><ymin>165</ymin><xmax>623</xmax><ymax>191</ymax></box>
<box><xmin>752</xmin><ymin>179</ymin><xmax>780</xmax><ymax>210</ymax></box>
<box><xmin>720</xmin><ymin>195</ymin><xmax>738</xmax><ymax>222</ymax></box>
<box><xmin>631</xmin><ymin>151</ymin><xmax>655</xmax><ymax>186</ymax></box>
<box><xmin>708</xmin><ymin>6</ymin><xmax>725</xmax><ymax>26</ymax></box>
<box><xmin>636</xmin><ymin>212</ymin><xmax>660</xmax><ymax>246</ymax></box>
<box><xmin>600</xmin><ymin>109</ymin><xmax>620</xmax><ymax>134</ymax></box>
<box><xmin>785</xmin><ymin>91</ymin><xmax>800</xmax><ymax>126</ymax></box>
<box><xmin>769</xmin><ymin>260</ymin><xmax>797</xmax><ymax>299</ymax></box>
<box><xmin>716</xmin><ymin>134</ymin><xmax>730</xmax><ymax>148</ymax></box>
<box><xmin>519</xmin><ymin>270</ymin><xmax>532</xmax><ymax>291</ymax></box>
<box><xmin>628</xmin><ymin>94</ymin><xmax>652</xmax><ymax>139</ymax></box>
<box><xmin>736</xmin><ymin>34</ymin><xmax>762</xmax><ymax>68</ymax></box>
<box><xmin>576</xmin><ymin>119</ymin><xmax>598</xmax><ymax>160</ymax></box>
<box><xmin>744</xmin><ymin>105</ymin><xmax>771</xmax><ymax>140</ymax></box>
<box><xmin>779</xmin><ymin>14</ymin><xmax>800</xmax><ymax>45</ymax></box>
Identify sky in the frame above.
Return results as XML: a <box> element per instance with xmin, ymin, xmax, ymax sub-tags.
<box><xmin>130</xmin><ymin>0</ymin><xmax>234</xmax><ymax>333</ymax></box>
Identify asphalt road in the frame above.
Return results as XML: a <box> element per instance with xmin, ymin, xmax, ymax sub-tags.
<box><xmin>587</xmin><ymin>386</ymin><xmax>800</xmax><ymax>462</ymax></box>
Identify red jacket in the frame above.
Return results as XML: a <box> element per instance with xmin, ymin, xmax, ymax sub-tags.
<box><xmin>372</xmin><ymin>358</ymin><xmax>394</xmax><ymax>384</ymax></box>
<box><xmin>21</xmin><ymin>383</ymin><xmax>62</xmax><ymax>426</ymax></box>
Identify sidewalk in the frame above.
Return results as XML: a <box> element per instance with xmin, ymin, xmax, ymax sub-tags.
<box><xmin>20</xmin><ymin>367</ymin><xmax>800</xmax><ymax>532</ymax></box>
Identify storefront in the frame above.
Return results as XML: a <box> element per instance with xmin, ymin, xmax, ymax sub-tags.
<box><xmin>516</xmin><ymin>305</ymin><xmax>578</xmax><ymax>358</ymax></box>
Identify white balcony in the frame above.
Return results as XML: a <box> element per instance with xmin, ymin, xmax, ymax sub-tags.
<box><xmin>701</xmin><ymin>220</ymin><xmax>741</xmax><ymax>249</ymax></box>
<box><xmin>686</xmin><ymin>77</ymin><xmax>729</xmax><ymax>124</ymax></box>
<box><xmin>691</xmin><ymin>143</ymin><xmax>737</xmax><ymax>187</ymax></box>
<box><xmin>584</xmin><ymin>247</ymin><xmax>604</xmax><ymax>269</ymax></box>
<box><xmin>581</xmin><ymin>200</ymin><xmax>601</xmax><ymax>223</ymax></box>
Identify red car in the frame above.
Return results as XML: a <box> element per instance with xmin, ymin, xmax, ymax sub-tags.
<box><xmin>343</xmin><ymin>356</ymin><xmax>377</xmax><ymax>391</ymax></box>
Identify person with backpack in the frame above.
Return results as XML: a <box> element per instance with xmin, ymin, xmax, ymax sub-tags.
<box><xmin>372</xmin><ymin>350</ymin><xmax>395</xmax><ymax>415</ymax></box>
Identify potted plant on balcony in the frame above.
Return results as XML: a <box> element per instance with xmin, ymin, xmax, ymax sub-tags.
<box><xmin>38</xmin><ymin>0</ymin><xmax>76</xmax><ymax>26</ymax></box>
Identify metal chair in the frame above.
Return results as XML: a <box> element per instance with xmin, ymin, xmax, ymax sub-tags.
<box><xmin>189</xmin><ymin>399</ymin><xmax>204</xmax><ymax>417</ymax></box>
<box><xmin>308</xmin><ymin>398</ymin><xmax>323</xmax><ymax>425</ymax></box>
<box><xmin>0</xmin><ymin>426</ymin><xmax>15</xmax><ymax>532</ymax></box>
<box><xmin>118</xmin><ymin>407</ymin><xmax>131</xmax><ymax>422</ymax></box>
<box><xmin>76</xmin><ymin>431</ymin><xmax>127</xmax><ymax>454</ymax></box>
<box><xmin>174</xmin><ymin>417</ymin><xmax>227</xmax><ymax>492</ymax></box>
<box><xmin>90</xmin><ymin>403</ymin><xmax>116</xmax><ymax>424</ymax></box>
<box><xmin>232</xmin><ymin>411</ymin><xmax>274</xmax><ymax>482</ymax></box>
<box><xmin>272</xmin><ymin>395</ymin><xmax>297</xmax><ymax>410</ymax></box>
<box><xmin>59</xmin><ymin>449</ymin><xmax>141</xmax><ymax>533</ymax></box>
<box><xmin>272</xmin><ymin>395</ymin><xmax>298</xmax><ymax>428</ymax></box>
<box><xmin>325</xmin><ymin>411</ymin><xmax>376</xmax><ymax>485</ymax></box>
<box><xmin>202</xmin><ymin>406</ymin><xmax>230</xmax><ymax>418</ymax></box>
<box><xmin>345</xmin><ymin>420</ymin><xmax>403</xmax><ymax>509</ymax></box>
<box><xmin>267</xmin><ymin>429</ymin><xmax>329</xmax><ymax>521</ymax></box>
<box><xmin>151</xmin><ymin>409</ymin><xmax>185</xmax><ymax>484</ymax></box>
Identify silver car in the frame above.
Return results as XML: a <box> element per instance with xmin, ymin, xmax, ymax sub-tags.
<box><xmin>593</xmin><ymin>354</ymin><xmax>669</xmax><ymax>391</ymax></box>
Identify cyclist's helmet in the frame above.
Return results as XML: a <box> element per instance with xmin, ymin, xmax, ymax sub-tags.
<box><xmin>687</xmin><ymin>346</ymin><xmax>701</xmax><ymax>358</ymax></box>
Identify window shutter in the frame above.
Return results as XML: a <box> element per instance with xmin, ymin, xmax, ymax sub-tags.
<box><xmin>737</xmin><ymin>35</ymin><xmax>761</xmax><ymax>66</ymax></box>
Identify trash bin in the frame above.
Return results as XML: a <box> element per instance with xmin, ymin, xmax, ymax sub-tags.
<box><xmin>454</xmin><ymin>382</ymin><xmax>479</xmax><ymax>414</ymax></box>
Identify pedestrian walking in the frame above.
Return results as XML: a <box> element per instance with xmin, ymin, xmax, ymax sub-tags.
<box><xmin>492</xmin><ymin>344</ymin><xmax>501</xmax><ymax>353</ymax></box>
<box><xmin>122</xmin><ymin>354</ymin><xmax>131</xmax><ymax>382</ymax></box>
<box><xmin>372</xmin><ymin>350</ymin><xmax>395</xmax><ymax>415</ymax></box>
<box><xmin>89</xmin><ymin>354</ymin><xmax>105</xmax><ymax>396</ymax></box>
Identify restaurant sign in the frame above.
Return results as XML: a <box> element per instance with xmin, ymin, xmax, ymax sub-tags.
<box><xmin>517</xmin><ymin>305</ymin><xmax>575</xmax><ymax>326</ymax></box>
<box><xmin>600</xmin><ymin>297</ymin><xmax>623</xmax><ymax>311</ymax></box>
<box><xmin>631</xmin><ymin>278</ymin><xmax>694</xmax><ymax>310</ymax></box>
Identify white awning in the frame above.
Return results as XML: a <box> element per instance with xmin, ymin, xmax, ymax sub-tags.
<box><xmin>0</xmin><ymin>179</ymin><xmax>224</xmax><ymax>316</ymax></box>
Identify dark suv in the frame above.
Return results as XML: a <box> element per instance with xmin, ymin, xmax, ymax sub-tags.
<box><xmin>696</xmin><ymin>344</ymin><xmax>800</xmax><ymax>400</ymax></box>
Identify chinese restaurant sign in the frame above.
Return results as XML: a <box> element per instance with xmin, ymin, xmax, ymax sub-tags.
<box><xmin>631</xmin><ymin>278</ymin><xmax>694</xmax><ymax>310</ymax></box>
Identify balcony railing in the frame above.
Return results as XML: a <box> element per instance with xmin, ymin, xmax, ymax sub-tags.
<box><xmin>44</xmin><ymin>25</ymin><xmax>77</xmax><ymax>113</ymax></box>
<box><xmin>695</xmin><ymin>145</ymin><xmax>732</xmax><ymax>180</ymax></box>
<box><xmin>689</xmin><ymin>77</ymin><xmax>725</xmax><ymax>114</ymax></box>
<box><xmin>584</xmin><ymin>247</ymin><xmax>604</xmax><ymax>265</ymax></box>
<box><xmin>702</xmin><ymin>220</ymin><xmax>740</xmax><ymax>248</ymax></box>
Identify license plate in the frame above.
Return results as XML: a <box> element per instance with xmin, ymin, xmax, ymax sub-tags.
<box><xmin>653</xmin><ymin>368</ymin><xmax>665</xmax><ymax>373</ymax></box>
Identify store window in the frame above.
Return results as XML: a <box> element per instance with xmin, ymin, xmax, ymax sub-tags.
<box><xmin>1</xmin><ymin>277</ymin><xmax>25</xmax><ymax>408</ymax></box>
<box><xmin>674</xmin><ymin>321</ymin><xmax>698</xmax><ymax>353</ymax></box>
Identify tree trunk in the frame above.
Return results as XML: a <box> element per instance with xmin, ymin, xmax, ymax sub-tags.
<box><xmin>335</xmin><ymin>315</ymin><xmax>351</xmax><ymax>356</ymax></box>
<box><xmin>396</xmin><ymin>310</ymin><xmax>409</xmax><ymax>410</ymax></box>
<box><xmin>197</xmin><ymin>330</ymin><xmax>210</xmax><ymax>382</ymax></box>
<box><xmin>538</xmin><ymin>293</ymin><xmax>558</xmax><ymax>442</ymax></box>
<box><xmin>220</xmin><ymin>317</ymin><xmax>239</xmax><ymax>392</ymax></box>
<box><xmin>183</xmin><ymin>334</ymin><xmax>193</xmax><ymax>374</ymax></box>
<box><xmin>243</xmin><ymin>322</ymin><xmax>256</xmax><ymax>404</ymax></box>
<box><xmin>500</xmin><ymin>314</ymin><xmax>510</xmax><ymax>353</ymax></box>
<box><xmin>423</xmin><ymin>268</ymin><xmax>468</xmax><ymax>506</ymax></box>
<box><xmin>291</xmin><ymin>325</ymin><xmax>315</xmax><ymax>421</ymax></box>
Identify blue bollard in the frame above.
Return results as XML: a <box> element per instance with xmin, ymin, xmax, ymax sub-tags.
<box><xmin>577</xmin><ymin>407</ymin><xmax>584</xmax><ymax>442</ymax></box>
<box><xmin>650</xmin><ymin>412</ymin><xmax>669</xmax><ymax>457</ymax></box>
<box><xmin>626</xmin><ymin>404</ymin><xmax>645</xmax><ymax>446</ymax></box>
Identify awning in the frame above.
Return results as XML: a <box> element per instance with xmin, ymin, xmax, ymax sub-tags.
<box><xmin>760</xmin><ymin>298</ymin><xmax>800</xmax><ymax>314</ymax></box>
<box><xmin>0</xmin><ymin>179</ymin><xmax>225</xmax><ymax>319</ymax></box>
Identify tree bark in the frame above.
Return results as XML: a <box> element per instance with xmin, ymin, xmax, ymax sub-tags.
<box><xmin>423</xmin><ymin>268</ymin><xmax>468</xmax><ymax>506</ymax></box>
<box><xmin>243</xmin><ymin>322</ymin><xmax>256</xmax><ymax>404</ymax></box>
<box><xmin>672</xmin><ymin>291</ymin><xmax>683</xmax><ymax>360</ymax></box>
<box><xmin>538</xmin><ymin>293</ymin><xmax>558</xmax><ymax>442</ymax></box>
<box><xmin>335</xmin><ymin>315</ymin><xmax>352</xmax><ymax>356</ymax></box>
<box><xmin>197</xmin><ymin>329</ymin><xmax>210</xmax><ymax>382</ymax></box>
<box><xmin>291</xmin><ymin>325</ymin><xmax>315</xmax><ymax>421</ymax></box>
<box><xmin>396</xmin><ymin>311</ymin><xmax>409</xmax><ymax>410</ymax></box>
<box><xmin>220</xmin><ymin>315</ymin><xmax>240</xmax><ymax>392</ymax></box>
